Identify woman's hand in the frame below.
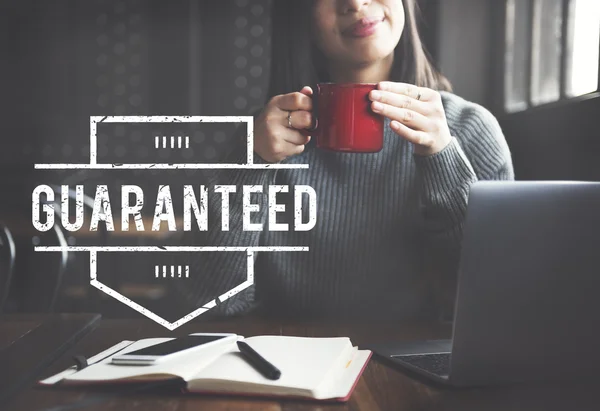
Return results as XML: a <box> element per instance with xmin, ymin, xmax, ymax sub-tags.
<box><xmin>369</xmin><ymin>82</ymin><xmax>453</xmax><ymax>156</ymax></box>
<box><xmin>254</xmin><ymin>86</ymin><xmax>314</xmax><ymax>163</ymax></box>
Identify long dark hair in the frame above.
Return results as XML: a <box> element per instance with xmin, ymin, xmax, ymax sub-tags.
<box><xmin>267</xmin><ymin>0</ymin><xmax>452</xmax><ymax>99</ymax></box>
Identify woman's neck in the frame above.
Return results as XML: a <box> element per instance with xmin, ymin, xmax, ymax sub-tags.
<box><xmin>328</xmin><ymin>54</ymin><xmax>394</xmax><ymax>84</ymax></box>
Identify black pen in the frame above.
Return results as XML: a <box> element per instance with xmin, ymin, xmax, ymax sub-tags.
<box><xmin>237</xmin><ymin>341</ymin><xmax>281</xmax><ymax>380</ymax></box>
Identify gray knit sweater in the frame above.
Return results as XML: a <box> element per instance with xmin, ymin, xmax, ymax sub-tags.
<box><xmin>182</xmin><ymin>91</ymin><xmax>514</xmax><ymax>320</ymax></box>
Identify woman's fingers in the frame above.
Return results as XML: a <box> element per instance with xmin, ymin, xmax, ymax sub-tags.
<box><xmin>389</xmin><ymin>120</ymin><xmax>433</xmax><ymax>147</ymax></box>
<box><xmin>282</xmin><ymin>86</ymin><xmax>315</xmax><ymax>129</ymax></box>
<box><xmin>378</xmin><ymin>82</ymin><xmax>439</xmax><ymax>102</ymax></box>
<box><xmin>369</xmin><ymin>90</ymin><xmax>430</xmax><ymax>116</ymax></box>
<box><xmin>282</xmin><ymin>129</ymin><xmax>311</xmax><ymax>145</ymax></box>
<box><xmin>254</xmin><ymin>86</ymin><xmax>315</xmax><ymax>163</ymax></box>
<box><xmin>286</xmin><ymin>110</ymin><xmax>313</xmax><ymax>130</ymax></box>
<box><xmin>274</xmin><ymin>91</ymin><xmax>313</xmax><ymax>112</ymax></box>
<box><xmin>282</xmin><ymin>110</ymin><xmax>312</xmax><ymax>145</ymax></box>
<box><xmin>299</xmin><ymin>86</ymin><xmax>313</xmax><ymax>96</ymax></box>
<box><xmin>371</xmin><ymin>101</ymin><xmax>431</xmax><ymax>132</ymax></box>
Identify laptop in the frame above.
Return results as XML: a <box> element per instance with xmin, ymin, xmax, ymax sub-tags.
<box><xmin>366</xmin><ymin>181</ymin><xmax>600</xmax><ymax>387</ymax></box>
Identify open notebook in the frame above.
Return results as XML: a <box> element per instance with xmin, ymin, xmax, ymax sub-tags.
<box><xmin>40</xmin><ymin>335</ymin><xmax>372</xmax><ymax>402</ymax></box>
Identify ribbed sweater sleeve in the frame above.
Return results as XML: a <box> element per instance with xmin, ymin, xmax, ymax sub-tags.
<box><xmin>178</xmin><ymin>130</ymin><xmax>277</xmax><ymax>316</ymax></box>
<box><xmin>413</xmin><ymin>94</ymin><xmax>515</xmax><ymax>319</ymax></box>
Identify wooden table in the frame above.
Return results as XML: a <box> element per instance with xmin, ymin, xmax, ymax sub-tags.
<box><xmin>4</xmin><ymin>315</ymin><xmax>600</xmax><ymax>411</ymax></box>
<box><xmin>0</xmin><ymin>314</ymin><xmax>100</xmax><ymax>405</ymax></box>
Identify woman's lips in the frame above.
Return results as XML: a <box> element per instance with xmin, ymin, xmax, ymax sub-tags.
<box><xmin>344</xmin><ymin>17</ymin><xmax>384</xmax><ymax>38</ymax></box>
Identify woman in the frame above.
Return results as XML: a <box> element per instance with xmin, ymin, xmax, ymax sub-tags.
<box><xmin>184</xmin><ymin>0</ymin><xmax>514</xmax><ymax>321</ymax></box>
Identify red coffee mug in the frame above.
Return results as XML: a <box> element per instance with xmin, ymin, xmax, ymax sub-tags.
<box><xmin>310</xmin><ymin>83</ymin><xmax>384</xmax><ymax>153</ymax></box>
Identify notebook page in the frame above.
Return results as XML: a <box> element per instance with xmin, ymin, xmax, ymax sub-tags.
<box><xmin>191</xmin><ymin>336</ymin><xmax>354</xmax><ymax>393</ymax></box>
<box><xmin>65</xmin><ymin>338</ymin><xmax>234</xmax><ymax>383</ymax></box>
<box><xmin>313</xmin><ymin>349</ymin><xmax>372</xmax><ymax>400</ymax></box>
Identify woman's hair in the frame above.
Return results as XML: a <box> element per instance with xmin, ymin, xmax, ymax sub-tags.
<box><xmin>267</xmin><ymin>0</ymin><xmax>452</xmax><ymax>99</ymax></box>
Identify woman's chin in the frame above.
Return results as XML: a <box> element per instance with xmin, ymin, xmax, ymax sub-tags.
<box><xmin>346</xmin><ymin>46</ymin><xmax>394</xmax><ymax>67</ymax></box>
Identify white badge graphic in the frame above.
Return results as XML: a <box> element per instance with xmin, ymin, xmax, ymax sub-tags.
<box><xmin>34</xmin><ymin>116</ymin><xmax>311</xmax><ymax>330</ymax></box>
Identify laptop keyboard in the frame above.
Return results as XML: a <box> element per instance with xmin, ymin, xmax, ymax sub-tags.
<box><xmin>392</xmin><ymin>353</ymin><xmax>451</xmax><ymax>376</ymax></box>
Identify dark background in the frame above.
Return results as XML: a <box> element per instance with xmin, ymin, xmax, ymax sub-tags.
<box><xmin>1</xmin><ymin>0</ymin><xmax>598</xmax><ymax>319</ymax></box>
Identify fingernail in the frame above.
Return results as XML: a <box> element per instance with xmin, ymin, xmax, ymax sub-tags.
<box><xmin>390</xmin><ymin>120</ymin><xmax>400</xmax><ymax>129</ymax></box>
<box><xmin>370</xmin><ymin>90</ymin><xmax>381</xmax><ymax>100</ymax></box>
<box><xmin>372</xmin><ymin>101</ymin><xmax>383</xmax><ymax>112</ymax></box>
